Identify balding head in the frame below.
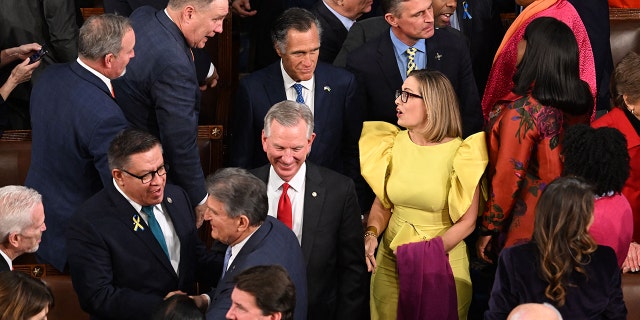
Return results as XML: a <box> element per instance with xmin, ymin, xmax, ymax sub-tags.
<box><xmin>508</xmin><ymin>303</ymin><xmax>563</xmax><ymax>320</ymax></box>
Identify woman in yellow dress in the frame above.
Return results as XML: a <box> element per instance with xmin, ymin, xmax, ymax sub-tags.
<box><xmin>361</xmin><ymin>70</ymin><xmax>488</xmax><ymax>319</ymax></box>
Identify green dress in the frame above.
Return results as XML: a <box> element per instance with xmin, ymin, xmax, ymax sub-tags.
<box><xmin>360</xmin><ymin>122</ymin><xmax>488</xmax><ymax>320</ymax></box>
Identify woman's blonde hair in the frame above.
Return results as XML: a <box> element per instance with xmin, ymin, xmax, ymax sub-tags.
<box><xmin>409</xmin><ymin>70</ymin><xmax>463</xmax><ymax>141</ymax></box>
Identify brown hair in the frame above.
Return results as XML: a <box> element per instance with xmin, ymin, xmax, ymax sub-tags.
<box><xmin>408</xmin><ymin>70</ymin><xmax>463</xmax><ymax>141</ymax></box>
<box><xmin>612</xmin><ymin>51</ymin><xmax>640</xmax><ymax>109</ymax></box>
<box><xmin>0</xmin><ymin>272</ymin><xmax>53</xmax><ymax>320</ymax></box>
<box><xmin>532</xmin><ymin>176</ymin><xmax>597</xmax><ymax>306</ymax></box>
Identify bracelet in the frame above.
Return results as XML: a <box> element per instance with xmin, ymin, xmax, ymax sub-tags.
<box><xmin>364</xmin><ymin>231</ymin><xmax>378</xmax><ymax>239</ymax></box>
<box><xmin>366</xmin><ymin>226</ymin><xmax>378</xmax><ymax>235</ymax></box>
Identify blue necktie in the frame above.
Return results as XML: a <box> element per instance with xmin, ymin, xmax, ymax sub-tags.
<box><xmin>142</xmin><ymin>206</ymin><xmax>170</xmax><ymax>259</ymax></box>
<box><xmin>221</xmin><ymin>246</ymin><xmax>232</xmax><ymax>279</ymax></box>
<box><xmin>293</xmin><ymin>83</ymin><xmax>305</xmax><ymax>104</ymax></box>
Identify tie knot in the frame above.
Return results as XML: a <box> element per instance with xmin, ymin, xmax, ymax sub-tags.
<box><xmin>142</xmin><ymin>205</ymin><xmax>155</xmax><ymax>217</ymax></box>
<box><xmin>282</xmin><ymin>182</ymin><xmax>290</xmax><ymax>193</ymax></box>
<box><xmin>406</xmin><ymin>47</ymin><xmax>417</xmax><ymax>57</ymax></box>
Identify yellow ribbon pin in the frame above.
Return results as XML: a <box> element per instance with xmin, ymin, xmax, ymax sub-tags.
<box><xmin>132</xmin><ymin>214</ymin><xmax>145</xmax><ymax>231</ymax></box>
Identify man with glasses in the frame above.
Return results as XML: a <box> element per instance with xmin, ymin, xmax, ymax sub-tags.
<box><xmin>67</xmin><ymin>128</ymin><xmax>219</xmax><ymax>320</ymax></box>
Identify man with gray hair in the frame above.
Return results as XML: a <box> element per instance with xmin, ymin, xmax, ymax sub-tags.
<box><xmin>25</xmin><ymin>13</ymin><xmax>133</xmax><ymax>272</ymax></box>
<box><xmin>197</xmin><ymin>167</ymin><xmax>308</xmax><ymax>320</ymax></box>
<box><xmin>251</xmin><ymin>101</ymin><xmax>366</xmax><ymax>319</ymax></box>
<box><xmin>0</xmin><ymin>185</ymin><xmax>46</xmax><ymax>272</ymax></box>
<box><xmin>113</xmin><ymin>0</ymin><xmax>229</xmax><ymax>225</ymax></box>
<box><xmin>229</xmin><ymin>8</ymin><xmax>364</xmax><ymax>210</ymax></box>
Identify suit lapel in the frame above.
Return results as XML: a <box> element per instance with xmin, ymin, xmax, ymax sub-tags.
<box><xmin>70</xmin><ymin>62</ymin><xmax>113</xmax><ymax>99</ymax></box>
<box><xmin>379</xmin><ymin>33</ymin><xmax>404</xmax><ymax>93</ymax></box>
<box><xmin>312</xmin><ymin>64</ymin><xmax>331</xmax><ymax>139</ymax></box>
<box><xmin>426</xmin><ymin>30</ymin><xmax>443</xmax><ymax>71</ymax></box>
<box><xmin>106</xmin><ymin>184</ymin><xmax>177</xmax><ymax>276</ymax></box>
<box><xmin>300</xmin><ymin>163</ymin><xmax>326</xmax><ymax>263</ymax></box>
<box><xmin>264</xmin><ymin>63</ymin><xmax>288</xmax><ymax>106</ymax></box>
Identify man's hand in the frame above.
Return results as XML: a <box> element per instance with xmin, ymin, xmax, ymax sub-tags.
<box><xmin>15</xmin><ymin>43</ymin><xmax>42</xmax><ymax>60</ymax></box>
<box><xmin>199</xmin><ymin>68</ymin><xmax>219</xmax><ymax>91</ymax></box>
<box><xmin>231</xmin><ymin>0</ymin><xmax>257</xmax><ymax>17</ymax></box>
<box><xmin>195</xmin><ymin>203</ymin><xmax>207</xmax><ymax>229</ymax></box>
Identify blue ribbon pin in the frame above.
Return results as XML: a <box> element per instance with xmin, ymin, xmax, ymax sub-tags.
<box><xmin>132</xmin><ymin>214</ymin><xmax>145</xmax><ymax>231</ymax></box>
<box><xmin>463</xmin><ymin>1</ymin><xmax>472</xmax><ymax>20</ymax></box>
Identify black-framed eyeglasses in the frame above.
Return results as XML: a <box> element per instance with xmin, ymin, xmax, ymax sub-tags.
<box><xmin>395</xmin><ymin>90</ymin><xmax>423</xmax><ymax>103</ymax></box>
<box><xmin>121</xmin><ymin>164</ymin><xmax>169</xmax><ymax>184</ymax></box>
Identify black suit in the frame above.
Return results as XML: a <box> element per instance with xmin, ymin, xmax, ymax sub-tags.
<box><xmin>67</xmin><ymin>183</ymin><xmax>219</xmax><ymax>320</ymax></box>
<box><xmin>0</xmin><ymin>256</ymin><xmax>9</xmax><ymax>273</ymax></box>
<box><xmin>311</xmin><ymin>1</ymin><xmax>348</xmax><ymax>63</ymax></box>
<box><xmin>346</xmin><ymin>27</ymin><xmax>483</xmax><ymax>137</ymax></box>
<box><xmin>455</xmin><ymin>0</ymin><xmax>506</xmax><ymax>96</ymax></box>
<box><xmin>251</xmin><ymin>163</ymin><xmax>367</xmax><ymax>319</ymax></box>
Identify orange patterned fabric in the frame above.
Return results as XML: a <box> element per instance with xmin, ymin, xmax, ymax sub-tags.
<box><xmin>481</xmin><ymin>93</ymin><xmax>588</xmax><ymax>248</ymax></box>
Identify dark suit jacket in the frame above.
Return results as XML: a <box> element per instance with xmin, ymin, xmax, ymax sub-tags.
<box><xmin>486</xmin><ymin>243</ymin><xmax>626</xmax><ymax>320</ymax></box>
<box><xmin>229</xmin><ymin>61</ymin><xmax>362</xmax><ymax>188</ymax></box>
<box><xmin>103</xmin><ymin>0</ymin><xmax>165</xmax><ymax>16</ymax></box>
<box><xmin>455</xmin><ymin>0</ymin><xmax>505</xmax><ymax>96</ymax></box>
<box><xmin>25</xmin><ymin>62</ymin><xmax>129</xmax><ymax>272</ymax></box>
<box><xmin>112</xmin><ymin>6</ymin><xmax>207</xmax><ymax>206</ymax></box>
<box><xmin>67</xmin><ymin>183</ymin><xmax>219</xmax><ymax>320</ymax></box>
<box><xmin>346</xmin><ymin>26</ymin><xmax>483</xmax><ymax>137</ymax></box>
<box><xmin>206</xmin><ymin>216</ymin><xmax>308</xmax><ymax>320</ymax></box>
<box><xmin>333</xmin><ymin>16</ymin><xmax>390</xmax><ymax>68</ymax></box>
<box><xmin>0</xmin><ymin>255</ymin><xmax>9</xmax><ymax>273</ymax></box>
<box><xmin>311</xmin><ymin>1</ymin><xmax>349</xmax><ymax>64</ymax></box>
<box><xmin>251</xmin><ymin>163</ymin><xmax>366</xmax><ymax>319</ymax></box>
<box><xmin>0</xmin><ymin>0</ymin><xmax>78</xmax><ymax>129</ymax></box>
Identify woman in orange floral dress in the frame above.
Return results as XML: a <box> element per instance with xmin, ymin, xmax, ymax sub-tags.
<box><xmin>476</xmin><ymin>17</ymin><xmax>593</xmax><ymax>262</ymax></box>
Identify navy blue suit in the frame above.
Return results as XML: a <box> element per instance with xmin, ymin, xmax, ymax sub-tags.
<box><xmin>0</xmin><ymin>256</ymin><xmax>9</xmax><ymax>273</ymax></box>
<box><xmin>251</xmin><ymin>163</ymin><xmax>366</xmax><ymax>320</ymax></box>
<box><xmin>346</xmin><ymin>26</ymin><xmax>483</xmax><ymax>137</ymax></box>
<box><xmin>311</xmin><ymin>1</ymin><xmax>348</xmax><ymax>64</ymax></box>
<box><xmin>113</xmin><ymin>6</ymin><xmax>207</xmax><ymax>206</ymax></box>
<box><xmin>26</xmin><ymin>62</ymin><xmax>128</xmax><ymax>271</ymax></box>
<box><xmin>229</xmin><ymin>61</ymin><xmax>362</xmax><ymax>191</ymax></box>
<box><xmin>206</xmin><ymin>216</ymin><xmax>308</xmax><ymax>320</ymax></box>
<box><xmin>67</xmin><ymin>183</ymin><xmax>219</xmax><ymax>320</ymax></box>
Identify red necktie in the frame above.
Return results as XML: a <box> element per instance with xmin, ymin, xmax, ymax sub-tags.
<box><xmin>277</xmin><ymin>183</ymin><xmax>292</xmax><ymax>229</ymax></box>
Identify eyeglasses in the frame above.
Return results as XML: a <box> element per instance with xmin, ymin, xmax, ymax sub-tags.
<box><xmin>395</xmin><ymin>90</ymin><xmax>423</xmax><ymax>103</ymax></box>
<box><xmin>121</xmin><ymin>164</ymin><xmax>169</xmax><ymax>184</ymax></box>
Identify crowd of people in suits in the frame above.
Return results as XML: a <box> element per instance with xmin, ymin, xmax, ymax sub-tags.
<box><xmin>0</xmin><ymin>0</ymin><xmax>639</xmax><ymax>319</ymax></box>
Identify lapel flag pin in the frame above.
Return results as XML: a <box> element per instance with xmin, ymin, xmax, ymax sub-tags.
<box><xmin>167</xmin><ymin>197</ymin><xmax>172</xmax><ymax>204</ymax></box>
<box><xmin>312</xmin><ymin>192</ymin><xmax>317</xmax><ymax>197</ymax></box>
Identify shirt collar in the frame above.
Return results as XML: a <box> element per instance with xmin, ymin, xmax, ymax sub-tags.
<box><xmin>0</xmin><ymin>250</ymin><xmax>12</xmax><ymax>270</ymax></box>
<box><xmin>113</xmin><ymin>179</ymin><xmax>157</xmax><ymax>213</ymax></box>
<box><xmin>76</xmin><ymin>58</ymin><xmax>113</xmax><ymax>95</ymax></box>
<box><xmin>322</xmin><ymin>0</ymin><xmax>355</xmax><ymax>30</ymax></box>
<box><xmin>281</xmin><ymin>61</ymin><xmax>314</xmax><ymax>90</ymax></box>
<box><xmin>268</xmin><ymin>162</ymin><xmax>307</xmax><ymax>193</ymax></box>
<box><xmin>389</xmin><ymin>29</ymin><xmax>426</xmax><ymax>57</ymax></box>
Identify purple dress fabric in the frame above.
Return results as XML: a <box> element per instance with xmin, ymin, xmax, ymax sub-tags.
<box><xmin>396</xmin><ymin>237</ymin><xmax>457</xmax><ymax>320</ymax></box>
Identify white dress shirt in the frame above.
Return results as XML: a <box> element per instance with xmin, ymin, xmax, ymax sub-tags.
<box><xmin>267</xmin><ymin>164</ymin><xmax>307</xmax><ymax>244</ymax></box>
<box><xmin>113</xmin><ymin>180</ymin><xmax>181</xmax><ymax>274</ymax></box>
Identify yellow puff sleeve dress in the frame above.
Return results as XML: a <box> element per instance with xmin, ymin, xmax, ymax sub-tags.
<box><xmin>360</xmin><ymin>122</ymin><xmax>488</xmax><ymax>320</ymax></box>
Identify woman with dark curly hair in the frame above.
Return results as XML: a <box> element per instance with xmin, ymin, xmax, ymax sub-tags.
<box><xmin>561</xmin><ymin>124</ymin><xmax>632</xmax><ymax>268</ymax></box>
<box><xmin>476</xmin><ymin>17</ymin><xmax>593</xmax><ymax>262</ymax></box>
<box><xmin>0</xmin><ymin>271</ymin><xmax>54</xmax><ymax>320</ymax></box>
<box><xmin>485</xmin><ymin>177</ymin><xmax>627</xmax><ymax>319</ymax></box>
<box><xmin>592</xmin><ymin>51</ymin><xmax>640</xmax><ymax>274</ymax></box>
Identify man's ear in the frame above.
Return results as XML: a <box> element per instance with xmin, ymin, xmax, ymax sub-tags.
<box><xmin>269</xmin><ymin>312</ymin><xmax>283</xmax><ymax>320</ymax></box>
<box><xmin>237</xmin><ymin>215</ymin><xmax>251</xmax><ymax>231</ymax></box>
<box><xmin>182</xmin><ymin>5</ymin><xmax>196</xmax><ymax>22</ymax></box>
<box><xmin>113</xmin><ymin>169</ymin><xmax>125</xmax><ymax>185</ymax></box>
<box><xmin>384</xmin><ymin>13</ymin><xmax>397</xmax><ymax>27</ymax></box>
<box><xmin>261</xmin><ymin>130</ymin><xmax>269</xmax><ymax>152</ymax></box>
<box><xmin>103</xmin><ymin>53</ymin><xmax>114</xmax><ymax>69</ymax></box>
<box><xmin>7</xmin><ymin>232</ymin><xmax>20</xmax><ymax>248</ymax></box>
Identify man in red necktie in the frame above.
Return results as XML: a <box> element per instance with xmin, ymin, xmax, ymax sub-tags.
<box><xmin>251</xmin><ymin>100</ymin><xmax>367</xmax><ymax>320</ymax></box>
